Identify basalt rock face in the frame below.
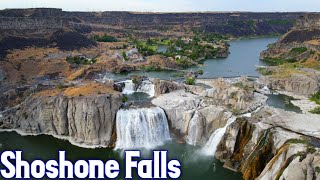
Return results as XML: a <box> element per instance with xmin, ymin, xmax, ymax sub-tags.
<box><xmin>260</xmin><ymin>13</ymin><xmax>320</xmax><ymax>62</ymax></box>
<box><xmin>152</xmin><ymin>79</ymin><xmax>185</xmax><ymax>97</ymax></box>
<box><xmin>0</xmin><ymin>8</ymin><xmax>302</xmax><ymax>35</ymax></box>
<box><xmin>152</xmin><ymin>78</ymin><xmax>267</xmax><ymax>145</ymax></box>
<box><xmin>0</xmin><ymin>8</ymin><xmax>303</xmax><ymax>55</ymax></box>
<box><xmin>216</xmin><ymin>107</ymin><xmax>320</xmax><ymax>180</ymax></box>
<box><xmin>256</xmin><ymin>71</ymin><xmax>320</xmax><ymax>97</ymax></box>
<box><xmin>0</xmin><ymin>93</ymin><xmax>122</xmax><ymax>147</ymax></box>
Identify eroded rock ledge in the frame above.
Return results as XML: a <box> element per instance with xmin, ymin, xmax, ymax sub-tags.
<box><xmin>217</xmin><ymin>106</ymin><xmax>320</xmax><ymax>180</ymax></box>
<box><xmin>0</xmin><ymin>91</ymin><xmax>122</xmax><ymax>147</ymax></box>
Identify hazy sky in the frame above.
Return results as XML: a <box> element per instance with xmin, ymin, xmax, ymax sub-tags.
<box><xmin>0</xmin><ymin>0</ymin><xmax>319</xmax><ymax>12</ymax></box>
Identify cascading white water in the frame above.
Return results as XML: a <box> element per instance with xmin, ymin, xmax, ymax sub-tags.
<box><xmin>121</xmin><ymin>79</ymin><xmax>155</xmax><ymax>97</ymax></box>
<box><xmin>186</xmin><ymin>111</ymin><xmax>202</xmax><ymax>146</ymax></box>
<box><xmin>201</xmin><ymin>116</ymin><xmax>237</xmax><ymax>156</ymax></box>
<box><xmin>137</xmin><ymin>80</ymin><xmax>155</xmax><ymax>97</ymax></box>
<box><xmin>121</xmin><ymin>80</ymin><xmax>136</xmax><ymax>94</ymax></box>
<box><xmin>115</xmin><ymin>107</ymin><xmax>171</xmax><ymax>149</ymax></box>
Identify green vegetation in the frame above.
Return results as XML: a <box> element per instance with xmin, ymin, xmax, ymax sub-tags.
<box><xmin>310</xmin><ymin>92</ymin><xmax>320</xmax><ymax>105</ymax></box>
<box><xmin>257</xmin><ymin>67</ymin><xmax>273</xmax><ymax>75</ymax></box>
<box><xmin>309</xmin><ymin>92</ymin><xmax>320</xmax><ymax>114</ymax></box>
<box><xmin>310</xmin><ymin>107</ymin><xmax>320</xmax><ymax>114</ymax></box>
<box><xmin>143</xmin><ymin>65</ymin><xmax>161</xmax><ymax>72</ymax></box>
<box><xmin>131</xmin><ymin>34</ymin><xmax>228</xmax><ymax>68</ymax></box>
<box><xmin>263</xmin><ymin>57</ymin><xmax>296</xmax><ymax>65</ymax></box>
<box><xmin>136</xmin><ymin>41</ymin><xmax>157</xmax><ymax>56</ymax></box>
<box><xmin>92</xmin><ymin>34</ymin><xmax>118</xmax><ymax>42</ymax></box>
<box><xmin>185</xmin><ymin>77</ymin><xmax>196</xmax><ymax>85</ymax></box>
<box><xmin>286</xmin><ymin>138</ymin><xmax>311</xmax><ymax>145</ymax></box>
<box><xmin>290</xmin><ymin>47</ymin><xmax>308</xmax><ymax>54</ymax></box>
<box><xmin>122</xmin><ymin>95</ymin><xmax>129</xmax><ymax>103</ymax></box>
<box><xmin>315</xmin><ymin>166</ymin><xmax>320</xmax><ymax>174</ymax></box>
<box><xmin>197</xmin><ymin>70</ymin><xmax>204</xmax><ymax>75</ymax></box>
<box><xmin>121</xmin><ymin>51</ymin><xmax>128</xmax><ymax>61</ymax></box>
<box><xmin>66</xmin><ymin>56</ymin><xmax>96</xmax><ymax>65</ymax></box>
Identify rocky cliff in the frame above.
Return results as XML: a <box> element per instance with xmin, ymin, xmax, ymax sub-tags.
<box><xmin>260</xmin><ymin>13</ymin><xmax>320</xmax><ymax>62</ymax></box>
<box><xmin>0</xmin><ymin>92</ymin><xmax>122</xmax><ymax>147</ymax></box>
<box><xmin>152</xmin><ymin>78</ymin><xmax>267</xmax><ymax>145</ymax></box>
<box><xmin>0</xmin><ymin>8</ymin><xmax>304</xmax><ymax>58</ymax></box>
<box><xmin>216</xmin><ymin>106</ymin><xmax>320</xmax><ymax>180</ymax></box>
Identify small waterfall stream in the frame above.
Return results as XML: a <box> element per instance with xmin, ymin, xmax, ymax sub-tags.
<box><xmin>186</xmin><ymin>111</ymin><xmax>202</xmax><ymax>146</ymax></box>
<box><xmin>201</xmin><ymin>116</ymin><xmax>237</xmax><ymax>156</ymax></box>
<box><xmin>115</xmin><ymin>107</ymin><xmax>170</xmax><ymax>149</ymax></box>
<box><xmin>121</xmin><ymin>80</ymin><xmax>136</xmax><ymax>94</ymax></box>
<box><xmin>121</xmin><ymin>79</ymin><xmax>155</xmax><ymax>97</ymax></box>
<box><xmin>137</xmin><ymin>80</ymin><xmax>155</xmax><ymax>97</ymax></box>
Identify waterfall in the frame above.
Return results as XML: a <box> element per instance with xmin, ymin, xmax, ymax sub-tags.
<box><xmin>137</xmin><ymin>79</ymin><xmax>155</xmax><ymax>97</ymax></box>
<box><xmin>186</xmin><ymin>111</ymin><xmax>202</xmax><ymax>145</ymax></box>
<box><xmin>121</xmin><ymin>79</ymin><xmax>155</xmax><ymax>97</ymax></box>
<box><xmin>115</xmin><ymin>107</ymin><xmax>171</xmax><ymax>149</ymax></box>
<box><xmin>201</xmin><ymin>116</ymin><xmax>237</xmax><ymax>156</ymax></box>
<box><xmin>121</xmin><ymin>80</ymin><xmax>135</xmax><ymax>94</ymax></box>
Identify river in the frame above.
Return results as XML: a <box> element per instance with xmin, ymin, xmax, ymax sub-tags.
<box><xmin>103</xmin><ymin>37</ymin><xmax>278</xmax><ymax>80</ymax></box>
<box><xmin>0</xmin><ymin>38</ymin><xmax>288</xmax><ymax>180</ymax></box>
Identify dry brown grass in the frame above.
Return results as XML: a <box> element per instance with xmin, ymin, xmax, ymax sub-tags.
<box><xmin>35</xmin><ymin>82</ymin><xmax>117</xmax><ymax>97</ymax></box>
<box><xmin>63</xmin><ymin>82</ymin><xmax>116</xmax><ymax>96</ymax></box>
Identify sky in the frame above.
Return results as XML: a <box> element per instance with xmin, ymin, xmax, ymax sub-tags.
<box><xmin>0</xmin><ymin>0</ymin><xmax>319</xmax><ymax>12</ymax></box>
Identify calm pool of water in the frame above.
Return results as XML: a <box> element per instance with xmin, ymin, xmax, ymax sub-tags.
<box><xmin>0</xmin><ymin>132</ymin><xmax>241</xmax><ymax>180</ymax></box>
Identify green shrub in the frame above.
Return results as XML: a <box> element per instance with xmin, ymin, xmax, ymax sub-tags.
<box><xmin>122</xmin><ymin>51</ymin><xmax>128</xmax><ymax>61</ymax></box>
<box><xmin>122</xmin><ymin>95</ymin><xmax>129</xmax><ymax>103</ymax></box>
<box><xmin>257</xmin><ymin>67</ymin><xmax>273</xmax><ymax>75</ymax></box>
<box><xmin>185</xmin><ymin>77</ymin><xmax>196</xmax><ymax>85</ymax></box>
<box><xmin>315</xmin><ymin>166</ymin><xmax>320</xmax><ymax>174</ymax></box>
<box><xmin>290</xmin><ymin>47</ymin><xmax>308</xmax><ymax>54</ymax></box>
<box><xmin>197</xmin><ymin>70</ymin><xmax>204</xmax><ymax>75</ymax></box>
<box><xmin>143</xmin><ymin>65</ymin><xmax>160</xmax><ymax>72</ymax></box>
<box><xmin>309</xmin><ymin>106</ymin><xmax>320</xmax><ymax>114</ymax></box>
<box><xmin>310</xmin><ymin>92</ymin><xmax>320</xmax><ymax>105</ymax></box>
<box><xmin>92</xmin><ymin>34</ymin><xmax>117</xmax><ymax>42</ymax></box>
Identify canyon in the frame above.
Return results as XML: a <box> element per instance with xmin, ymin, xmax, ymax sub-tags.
<box><xmin>0</xmin><ymin>8</ymin><xmax>319</xmax><ymax>180</ymax></box>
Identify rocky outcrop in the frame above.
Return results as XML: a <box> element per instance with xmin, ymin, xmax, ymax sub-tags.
<box><xmin>152</xmin><ymin>77</ymin><xmax>267</xmax><ymax>145</ymax></box>
<box><xmin>0</xmin><ymin>68</ymin><xmax>6</xmax><ymax>84</ymax></box>
<box><xmin>152</xmin><ymin>78</ymin><xmax>185</xmax><ymax>97</ymax></box>
<box><xmin>0</xmin><ymin>93</ymin><xmax>122</xmax><ymax>147</ymax></box>
<box><xmin>256</xmin><ymin>71</ymin><xmax>320</xmax><ymax>97</ymax></box>
<box><xmin>152</xmin><ymin>90</ymin><xmax>232</xmax><ymax>145</ymax></box>
<box><xmin>0</xmin><ymin>8</ymin><xmax>303</xmax><ymax>38</ymax></box>
<box><xmin>260</xmin><ymin>13</ymin><xmax>320</xmax><ymax>62</ymax></box>
<box><xmin>195</xmin><ymin>78</ymin><xmax>267</xmax><ymax>113</ymax></box>
<box><xmin>216</xmin><ymin>106</ymin><xmax>320</xmax><ymax>180</ymax></box>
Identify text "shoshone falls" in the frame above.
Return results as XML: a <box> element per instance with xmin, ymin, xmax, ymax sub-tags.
<box><xmin>0</xmin><ymin>151</ymin><xmax>181</xmax><ymax>179</ymax></box>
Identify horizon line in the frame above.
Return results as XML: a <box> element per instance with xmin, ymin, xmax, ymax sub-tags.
<box><xmin>1</xmin><ymin>7</ymin><xmax>318</xmax><ymax>14</ymax></box>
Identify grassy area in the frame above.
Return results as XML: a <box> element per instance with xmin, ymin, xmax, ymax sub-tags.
<box><xmin>263</xmin><ymin>57</ymin><xmax>297</xmax><ymax>65</ymax></box>
<box><xmin>257</xmin><ymin>67</ymin><xmax>273</xmax><ymax>75</ymax></box>
<box><xmin>309</xmin><ymin>92</ymin><xmax>320</xmax><ymax>114</ymax></box>
<box><xmin>310</xmin><ymin>92</ymin><xmax>320</xmax><ymax>105</ymax></box>
<box><xmin>92</xmin><ymin>34</ymin><xmax>118</xmax><ymax>42</ymax></box>
<box><xmin>310</xmin><ymin>107</ymin><xmax>320</xmax><ymax>114</ymax></box>
<box><xmin>290</xmin><ymin>47</ymin><xmax>308</xmax><ymax>54</ymax></box>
